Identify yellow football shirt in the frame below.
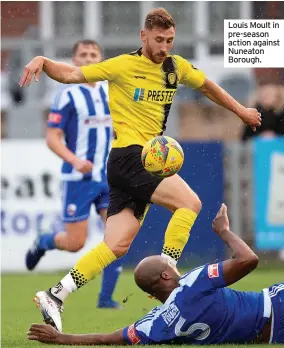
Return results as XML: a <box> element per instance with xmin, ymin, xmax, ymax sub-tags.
<box><xmin>81</xmin><ymin>48</ymin><xmax>206</xmax><ymax>148</ymax></box>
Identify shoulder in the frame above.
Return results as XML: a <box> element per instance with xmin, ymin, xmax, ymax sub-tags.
<box><xmin>115</xmin><ymin>53</ymin><xmax>140</xmax><ymax>66</ymax></box>
<box><xmin>179</xmin><ymin>265</ymin><xmax>206</xmax><ymax>287</ymax></box>
<box><xmin>116</xmin><ymin>49</ymin><xmax>145</xmax><ymax>64</ymax></box>
<box><xmin>96</xmin><ymin>80</ymin><xmax>109</xmax><ymax>88</ymax></box>
<box><xmin>51</xmin><ymin>84</ymin><xmax>80</xmax><ymax>109</ymax></box>
<box><xmin>56</xmin><ymin>84</ymin><xmax>78</xmax><ymax>97</ymax></box>
<box><xmin>171</xmin><ymin>55</ymin><xmax>194</xmax><ymax>69</ymax></box>
<box><xmin>103</xmin><ymin>54</ymin><xmax>133</xmax><ymax>66</ymax></box>
<box><xmin>171</xmin><ymin>54</ymin><xmax>185</xmax><ymax>64</ymax></box>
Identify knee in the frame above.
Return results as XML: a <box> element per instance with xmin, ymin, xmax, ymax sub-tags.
<box><xmin>104</xmin><ymin>241</ymin><xmax>130</xmax><ymax>258</ymax></box>
<box><xmin>112</xmin><ymin>246</ymin><xmax>129</xmax><ymax>258</ymax></box>
<box><xmin>189</xmin><ymin>195</ymin><xmax>202</xmax><ymax>214</ymax></box>
<box><xmin>175</xmin><ymin>194</ymin><xmax>202</xmax><ymax>214</ymax></box>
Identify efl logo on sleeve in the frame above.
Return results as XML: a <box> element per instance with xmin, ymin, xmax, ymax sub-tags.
<box><xmin>48</xmin><ymin>113</ymin><xmax>62</xmax><ymax>124</ymax></box>
<box><xmin>127</xmin><ymin>324</ymin><xmax>141</xmax><ymax>344</ymax></box>
<box><xmin>208</xmin><ymin>264</ymin><xmax>219</xmax><ymax>278</ymax></box>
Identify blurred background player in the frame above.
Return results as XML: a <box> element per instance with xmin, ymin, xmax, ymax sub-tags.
<box><xmin>25</xmin><ymin>40</ymin><xmax>123</xmax><ymax>309</ymax></box>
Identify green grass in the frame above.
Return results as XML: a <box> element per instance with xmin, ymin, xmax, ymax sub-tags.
<box><xmin>1</xmin><ymin>268</ymin><xmax>283</xmax><ymax>348</ymax></box>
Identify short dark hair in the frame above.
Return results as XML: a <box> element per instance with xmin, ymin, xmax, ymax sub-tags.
<box><xmin>72</xmin><ymin>40</ymin><xmax>101</xmax><ymax>56</ymax></box>
<box><xmin>144</xmin><ymin>7</ymin><xmax>175</xmax><ymax>30</ymax></box>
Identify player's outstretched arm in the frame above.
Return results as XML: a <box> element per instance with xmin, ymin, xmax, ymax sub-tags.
<box><xmin>27</xmin><ymin>324</ymin><xmax>126</xmax><ymax>345</ymax></box>
<box><xmin>199</xmin><ymin>78</ymin><xmax>262</xmax><ymax>131</ymax></box>
<box><xmin>212</xmin><ymin>204</ymin><xmax>259</xmax><ymax>286</ymax></box>
<box><xmin>19</xmin><ymin>56</ymin><xmax>86</xmax><ymax>87</ymax></box>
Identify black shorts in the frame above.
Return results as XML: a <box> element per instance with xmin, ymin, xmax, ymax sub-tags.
<box><xmin>107</xmin><ymin>145</ymin><xmax>163</xmax><ymax>221</ymax></box>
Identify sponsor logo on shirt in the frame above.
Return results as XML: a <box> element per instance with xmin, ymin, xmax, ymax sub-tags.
<box><xmin>48</xmin><ymin>113</ymin><xmax>62</xmax><ymax>124</ymax></box>
<box><xmin>84</xmin><ymin>117</ymin><xmax>112</xmax><ymax>126</ymax></box>
<box><xmin>127</xmin><ymin>324</ymin><xmax>141</xmax><ymax>344</ymax></box>
<box><xmin>133</xmin><ymin>88</ymin><xmax>176</xmax><ymax>103</ymax></box>
<box><xmin>133</xmin><ymin>88</ymin><xmax>146</xmax><ymax>102</ymax></box>
<box><xmin>147</xmin><ymin>90</ymin><xmax>176</xmax><ymax>103</ymax></box>
<box><xmin>162</xmin><ymin>303</ymin><xmax>180</xmax><ymax>326</ymax></box>
<box><xmin>208</xmin><ymin>264</ymin><xmax>219</xmax><ymax>278</ymax></box>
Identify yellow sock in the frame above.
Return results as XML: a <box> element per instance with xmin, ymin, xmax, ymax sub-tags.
<box><xmin>69</xmin><ymin>242</ymin><xmax>117</xmax><ymax>289</ymax></box>
<box><xmin>162</xmin><ymin>208</ymin><xmax>197</xmax><ymax>264</ymax></box>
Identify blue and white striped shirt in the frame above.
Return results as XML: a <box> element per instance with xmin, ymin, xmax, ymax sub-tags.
<box><xmin>47</xmin><ymin>82</ymin><xmax>112</xmax><ymax>182</ymax></box>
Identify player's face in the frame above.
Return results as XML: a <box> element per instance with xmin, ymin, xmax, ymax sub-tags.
<box><xmin>164</xmin><ymin>259</ymin><xmax>181</xmax><ymax>280</ymax></box>
<box><xmin>73</xmin><ymin>44</ymin><xmax>102</xmax><ymax>67</ymax></box>
<box><xmin>141</xmin><ymin>27</ymin><xmax>175</xmax><ymax>64</ymax></box>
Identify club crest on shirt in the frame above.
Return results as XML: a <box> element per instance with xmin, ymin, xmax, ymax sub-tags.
<box><xmin>167</xmin><ymin>72</ymin><xmax>177</xmax><ymax>85</ymax></box>
<box><xmin>67</xmin><ymin>204</ymin><xmax>77</xmax><ymax>217</ymax></box>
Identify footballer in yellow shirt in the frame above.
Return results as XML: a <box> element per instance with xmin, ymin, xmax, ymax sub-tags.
<box><xmin>20</xmin><ymin>8</ymin><xmax>261</xmax><ymax>331</ymax></box>
<box><xmin>81</xmin><ymin>48</ymin><xmax>205</xmax><ymax>148</ymax></box>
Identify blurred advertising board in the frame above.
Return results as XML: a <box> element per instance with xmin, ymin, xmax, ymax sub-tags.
<box><xmin>253</xmin><ymin>138</ymin><xmax>284</xmax><ymax>250</ymax></box>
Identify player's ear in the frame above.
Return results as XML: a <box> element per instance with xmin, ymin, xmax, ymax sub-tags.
<box><xmin>161</xmin><ymin>271</ymin><xmax>170</xmax><ymax>280</ymax></box>
<box><xmin>141</xmin><ymin>29</ymin><xmax>146</xmax><ymax>43</ymax></box>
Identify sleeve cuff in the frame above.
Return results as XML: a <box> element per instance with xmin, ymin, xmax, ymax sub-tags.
<box><xmin>47</xmin><ymin>122</ymin><xmax>63</xmax><ymax>128</ymax></box>
<box><xmin>123</xmin><ymin>327</ymin><xmax>132</xmax><ymax>345</ymax></box>
<box><xmin>123</xmin><ymin>325</ymin><xmax>141</xmax><ymax>345</ymax></box>
<box><xmin>80</xmin><ymin>66</ymin><xmax>91</xmax><ymax>83</ymax></box>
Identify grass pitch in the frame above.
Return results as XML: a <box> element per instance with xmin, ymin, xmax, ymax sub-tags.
<box><xmin>1</xmin><ymin>268</ymin><xmax>283</xmax><ymax>348</ymax></box>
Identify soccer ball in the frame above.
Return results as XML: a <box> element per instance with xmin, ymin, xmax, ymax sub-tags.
<box><xmin>141</xmin><ymin>136</ymin><xmax>184</xmax><ymax>178</ymax></box>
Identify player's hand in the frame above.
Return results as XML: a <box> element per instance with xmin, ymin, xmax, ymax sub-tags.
<box><xmin>238</xmin><ymin>108</ymin><xmax>262</xmax><ymax>132</ymax></box>
<box><xmin>19</xmin><ymin>56</ymin><xmax>44</xmax><ymax>87</ymax></box>
<box><xmin>27</xmin><ymin>324</ymin><xmax>61</xmax><ymax>344</ymax></box>
<box><xmin>72</xmin><ymin>158</ymin><xmax>93</xmax><ymax>174</ymax></box>
<box><xmin>212</xmin><ymin>203</ymin><xmax>230</xmax><ymax>235</ymax></box>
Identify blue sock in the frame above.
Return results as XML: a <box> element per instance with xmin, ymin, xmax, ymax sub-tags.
<box><xmin>99</xmin><ymin>257</ymin><xmax>124</xmax><ymax>302</ymax></box>
<box><xmin>38</xmin><ymin>232</ymin><xmax>57</xmax><ymax>251</ymax></box>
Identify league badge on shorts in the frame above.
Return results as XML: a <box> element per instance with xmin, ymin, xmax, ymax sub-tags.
<box><xmin>167</xmin><ymin>72</ymin><xmax>177</xmax><ymax>85</ymax></box>
<box><xmin>67</xmin><ymin>204</ymin><xmax>77</xmax><ymax>217</ymax></box>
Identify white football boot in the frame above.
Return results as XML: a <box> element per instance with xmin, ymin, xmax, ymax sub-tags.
<box><xmin>33</xmin><ymin>290</ymin><xmax>64</xmax><ymax>332</ymax></box>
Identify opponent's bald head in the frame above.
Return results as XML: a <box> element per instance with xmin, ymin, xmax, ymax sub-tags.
<box><xmin>134</xmin><ymin>256</ymin><xmax>180</xmax><ymax>302</ymax></box>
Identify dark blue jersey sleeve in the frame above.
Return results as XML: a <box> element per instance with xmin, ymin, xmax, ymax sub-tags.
<box><xmin>123</xmin><ymin>325</ymin><xmax>145</xmax><ymax>345</ymax></box>
<box><xmin>179</xmin><ymin>262</ymin><xmax>227</xmax><ymax>295</ymax></box>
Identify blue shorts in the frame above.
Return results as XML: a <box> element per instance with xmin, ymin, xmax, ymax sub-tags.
<box><xmin>61</xmin><ymin>180</ymin><xmax>109</xmax><ymax>223</ymax></box>
<box><xmin>268</xmin><ymin>283</ymin><xmax>284</xmax><ymax>343</ymax></box>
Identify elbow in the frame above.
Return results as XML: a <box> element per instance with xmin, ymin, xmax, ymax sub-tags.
<box><xmin>46</xmin><ymin>136</ymin><xmax>53</xmax><ymax>149</ymax></box>
<box><xmin>239</xmin><ymin>253</ymin><xmax>259</xmax><ymax>273</ymax></box>
<box><xmin>248</xmin><ymin>253</ymin><xmax>259</xmax><ymax>270</ymax></box>
<box><xmin>199</xmin><ymin>84</ymin><xmax>209</xmax><ymax>95</ymax></box>
<box><xmin>46</xmin><ymin>134</ymin><xmax>58</xmax><ymax>151</ymax></box>
<box><xmin>62</xmin><ymin>75</ymin><xmax>74</xmax><ymax>84</ymax></box>
<box><xmin>199</xmin><ymin>78</ymin><xmax>212</xmax><ymax>94</ymax></box>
